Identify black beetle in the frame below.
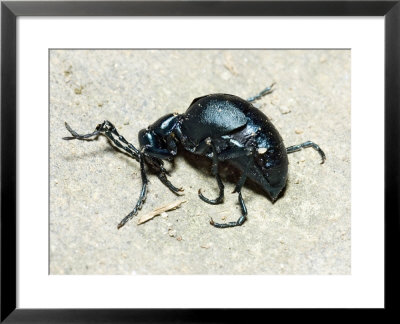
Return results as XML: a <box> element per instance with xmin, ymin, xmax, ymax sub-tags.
<box><xmin>64</xmin><ymin>84</ymin><xmax>325</xmax><ymax>229</ymax></box>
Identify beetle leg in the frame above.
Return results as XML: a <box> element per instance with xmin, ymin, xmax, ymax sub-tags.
<box><xmin>142</xmin><ymin>147</ymin><xmax>175</xmax><ymax>160</ymax></box>
<box><xmin>198</xmin><ymin>140</ymin><xmax>225</xmax><ymax>205</ymax></box>
<box><xmin>286</xmin><ymin>141</ymin><xmax>326</xmax><ymax>164</ymax></box>
<box><xmin>157</xmin><ymin>172</ymin><xmax>184</xmax><ymax>195</ymax></box>
<box><xmin>117</xmin><ymin>156</ymin><xmax>148</xmax><ymax>229</ymax></box>
<box><xmin>143</xmin><ymin>155</ymin><xmax>184</xmax><ymax>195</ymax></box>
<box><xmin>210</xmin><ymin>150</ymin><xmax>254</xmax><ymax>228</ymax></box>
<box><xmin>247</xmin><ymin>82</ymin><xmax>275</xmax><ymax>103</ymax></box>
<box><xmin>210</xmin><ymin>192</ymin><xmax>247</xmax><ymax>228</ymax></box>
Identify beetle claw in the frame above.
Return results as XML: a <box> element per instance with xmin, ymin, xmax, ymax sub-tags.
<box><xmin>320</xmin><ymin>155</ymin><xmax>326</xmax><ymax>164</ymax></box>
<box><xmin>198</xmin><ymin>188</ymin><xmax>224</xmax><ymax>205</ymax></box>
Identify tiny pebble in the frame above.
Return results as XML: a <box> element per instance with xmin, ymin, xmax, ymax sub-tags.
<box><xmin>270</xmin><ymin>99</ymin><xmax>278</xmax><ymax>106</ymax></box>
<box><xmin>278</xmin><ymin>106</ymin><xmax>291</xmax><ymax>114</ymax></box>
<box><xmin>74</xmin><ymin>86</ymin><xmax>83</xmax><ymax>95</ymax></box>
<box><xmin>168</xmin><ymin>229</ymin><xmax>176</xmax><ymax>237</ymax></box>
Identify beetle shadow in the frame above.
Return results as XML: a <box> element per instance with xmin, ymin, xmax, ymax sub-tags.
<box><xmin>179</xmin><ymin>149</ymin><xmax>287</xmax><ymax>202</ymax></box>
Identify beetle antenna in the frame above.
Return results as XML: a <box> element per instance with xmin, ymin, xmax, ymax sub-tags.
<box><xmin>117</xmin><ymin>155</ymin><xmax>148</xmax><ymax>229</ymax></box>
<box><xmin>64</xmin><ymin>121</ymin><xmax>150</xmax><ymax>228</ymax></box>
<box><xmin>63</xmin><ymin>121</ymin><xmax>142</xmax><ymax>162</ymax></box>
<box><xmin>63</xmin><ymin>122</ymin><xmax>101</xmax><ymax>140</ymax></box>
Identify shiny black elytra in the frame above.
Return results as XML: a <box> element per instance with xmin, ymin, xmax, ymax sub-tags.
<box><xmin>63</xmin><ymin>85</ymin><xmax>325</xmax><ymax>229</ymax></box>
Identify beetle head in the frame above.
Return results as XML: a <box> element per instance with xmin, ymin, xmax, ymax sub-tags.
<box><xmin>138</xmin><ymin>114</ymin><xmax>179</xmax><ymax>160</ymax></box>
<box><xmin>138</xmin><ymin>128</ymin><xmax>176</xmax><ymax>157</ymax></box>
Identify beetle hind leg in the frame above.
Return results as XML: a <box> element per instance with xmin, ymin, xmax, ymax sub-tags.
<box><xmin>247</xmin><ymin>83</ymin><xmax>275</xmax><ymax>103</ymax></box>
<box><xmin>286</xmin><ymin>141</ymin><xmax>326</xmax><ymax>164</ymax></box>
<box><xmin>210</xmin><ymin>192</ymin><xmax>247</xmax><ymax>228</ymax></box>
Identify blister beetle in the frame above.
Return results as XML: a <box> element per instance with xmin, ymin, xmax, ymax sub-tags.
<box><xmin>63</xmin><ymin>84</ymin><xmax>325</xmax><ymax>228</ymax></box>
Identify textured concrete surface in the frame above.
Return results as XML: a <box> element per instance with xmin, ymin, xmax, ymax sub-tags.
<box><xmin>50</xmin><ymin>50</ymin><xmax>351</xmax><ymax>274</ymax></box>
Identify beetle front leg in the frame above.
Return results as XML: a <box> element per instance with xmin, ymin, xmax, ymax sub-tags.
<box><xmin>157</xmin><ymin>172</ymin><xmax>184</xmax><ymax>195</ymax></box>
<box><xmin>286</xmin><ymin>141</ymin><xmax>326</xmax><ymax>164</ymax></box>
<box><xmin>142</xmin><ymin>147</ymin><xmax>184</xmax><ymax>195</ymax></box>
<box><xmin>198</xmin><ymin>140</ymin><xmax>225</xmax><ymax>205</ymax></box>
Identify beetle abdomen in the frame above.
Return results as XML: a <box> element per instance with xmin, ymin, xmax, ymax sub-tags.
<box><xmin>180</xmin><ymin>93</ymin><xmax>289</xmax><ymax>200</ymax></box>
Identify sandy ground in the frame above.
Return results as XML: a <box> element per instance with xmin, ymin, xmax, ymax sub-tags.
<box><xmin>50</xmin><ymin>50</ymin><xmax>351</xmax><ymax>275</ymax></box>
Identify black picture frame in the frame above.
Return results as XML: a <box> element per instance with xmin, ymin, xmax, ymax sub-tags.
<box><xmin>1</xmin><ymin>1</ymin><xmax>399</xmax><ymax>322</ymax></box>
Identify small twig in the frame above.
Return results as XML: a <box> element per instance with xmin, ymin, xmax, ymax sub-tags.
<box><xmin>137</xmin><ymin>200</ymin><xmax>187</xmax><ymax>225</ymax></box>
